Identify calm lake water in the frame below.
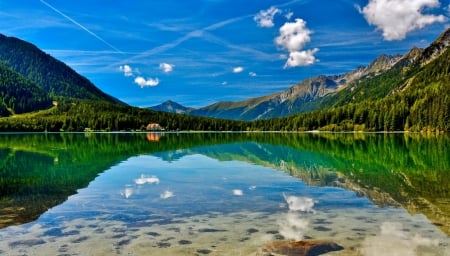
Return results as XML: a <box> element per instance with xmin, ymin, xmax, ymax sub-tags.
<box><xmin>0</xmin><ymin>132</ymin><xmax>449</xmax><ymax>255</ymax></box>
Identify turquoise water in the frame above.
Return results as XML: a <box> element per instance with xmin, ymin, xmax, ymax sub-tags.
<box><xmin>0</xmin><ymin>133</ymin><xmax>449</xmax><ymax>255</ymax></box>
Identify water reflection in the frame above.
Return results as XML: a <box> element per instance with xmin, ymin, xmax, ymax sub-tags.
<box><xmin>120</xmin><ymin>186</ymin><xmax>133</xmax><ymax>199</ymax></box>
<box><xmin>361</xmin><ymin>222</ymin><xmax>441</xmax><ymax>256</ymax></box>
<box><xmin>232</xmin><ymin>189</ymin><xmax>244</xmax><ymax>196</ymax></box>
<box><xmin>134</xmin><ymin>174</ymin><xmax>160</xmax><ymax>185</ymax></box>
<box><xmin>160</xmin><ymin>189</ymin><xmax>174</xmax><ymax>199</ymax></box>
<box><xmin>0</xmin><ymin>132</ymin><xmax>449</xmax><ymax>255</ymax></box>
<box><xmin>146</xmin><ymin>132</ymin><xmax>163</xmax><ymax>142</ymax></box>
<box><xmin>278</xmin><ymin>195</ymin><xmax>316</xmax><ymax>241</ymax></box>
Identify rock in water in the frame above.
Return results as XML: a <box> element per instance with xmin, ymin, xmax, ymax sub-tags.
<box><xmin>259</xmin><ymin>240</ymin><xmax>344</xmax><ymax>256</ymax></box>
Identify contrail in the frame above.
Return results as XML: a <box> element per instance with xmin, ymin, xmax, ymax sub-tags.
<box><xmin>39</xmin><ymin>0</ymin><xmax>123</xmax><ymax>54</ymax></box>
<box><xmin>107</xmin><ymin>14</ymin><xmax>252</xmax><ymax>70</ymax></box>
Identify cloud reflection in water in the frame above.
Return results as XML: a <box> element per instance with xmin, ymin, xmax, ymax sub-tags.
<box><xmin>283</xmin><ymin>193</ymin><xmax>316</xmax><ymax>213</ymax></box>
<box><xmin>135</xmin><ymin>175</ymin><xmax>160</xmax><ymax>185</ymax></box>
<box><xmin>233</xmin><ymin>189</ymin><xmax>244</xmax><ymax>196</ymax></box>
<box><xmin>361</xmin><ymin>222</ymin><xmax>441</xmax><ymax>256</ymax></box>
<box><xmin>120</xmin><ymin>186</ymin><xmax>133</xmax><ymax>199</ymax></box>
<box><xmin>160</xmin><ymin>189</ymin><xmax>174</xmax><ymax>199</ymax></box>
<box><xmin>278</xmin><ymin>194</ymin><xmax>316</xmax><ymax>241</ymax></box>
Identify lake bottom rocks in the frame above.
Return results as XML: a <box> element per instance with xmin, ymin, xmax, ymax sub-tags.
<box><xmin>258</xmin><ymin>240</ymin><xmax>344</xmax><ymax>256</ymax></box>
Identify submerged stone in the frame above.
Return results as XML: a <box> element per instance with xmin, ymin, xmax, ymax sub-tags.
<box><xmin>247</xmin><ymin>228</ymin><xmax>259</xmax><ymax>234</ymax></box>
<box><xmin>198</xmin><ymin>228</ymin><xmax>227</xmax><ymax>233</ymax></box>
<box><xmin>9</xmin><ymin>239</ymin><xmax>46</xmax><ymax>248</ymax></box>
<box><xmin>259</xmin><ymin>240</ymin><xmax>344</xmax><ymax>256</ymax></box>
<box><xmin>197</xmin><ymin>249</ymin><xmax>212</xmax><ymax>254</ymax></box>
<box><xmin>314</xmin><ymin>226</ymin><xmax>332</xmax><ymax>232</ymax></box>
<box><xmin>178</xmin><ymin>240</ymin><xmax>192</xmax><ymax>245</ymax></box>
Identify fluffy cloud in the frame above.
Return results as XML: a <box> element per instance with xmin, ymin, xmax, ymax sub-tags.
<box><xmin>159</xmin><ymin>62</ymin><xmax>174</xmax><ymax>73</ymax></box>
<box><xmin>119</xmin><ymin>65</ymin><xmax>133</xmax><ymax>77</ymax></box>
<box><xmin>233</xmin><ymin>66</ymin><xmax>244</xmax><ymax>73</ymax></box>
<box><xmin>134</xmin><ymin>76</ymin><xmax>159</xmax><ymax>88</ymax></box>
<box><xmin>249</xmin><ymin>72</ymin><xmax>257</xmax><ymax>77</ymax></box>
<box><xmin>275</xmin><ymin>18</ymin><xmax>318</xmax><ymax>68</ymax></box>
<box><xmin>361</xmin><ymin>0</ymin><xmax>446</xmax><ymax>41</ymax></box>
<box><xmin>285</xmin><ymin>49</ymin><xmax>319</xmax><ymax>67</ymax></box>
<box><xmin>120</xmin><ymin>64</ymin><xmax>160</xmax><ymax>87</ymax></box>
<box><xmin>276</xmin><ymin>18</ymin><xmax>311</xmax><ymax>52</ymax></box>
<box><xmin>254</xmin><ymin>6</ymin><xmax>281</xmax><ymax>27</ymax></box>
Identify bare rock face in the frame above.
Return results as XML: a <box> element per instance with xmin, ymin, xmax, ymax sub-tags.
<box><xmin>258</xmin><ymin>240</ymin><xmax>344</xmax><ymax>256</ymax></box>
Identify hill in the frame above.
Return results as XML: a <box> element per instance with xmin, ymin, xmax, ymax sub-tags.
<box><xmin>0</xmin><ymin>63</ymin><xmax>53</xmax><ymax>116</ymax></box>
<box><xmin>0</xmin><ymin>34</ymin><xmax>122</xmax><ymax>105</ymax></box>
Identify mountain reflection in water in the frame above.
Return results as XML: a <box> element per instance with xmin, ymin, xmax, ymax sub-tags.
<box><xmin>0</xmin><ymin>132</ymin><xmax>449</xmax><ymax>239</ymax></box>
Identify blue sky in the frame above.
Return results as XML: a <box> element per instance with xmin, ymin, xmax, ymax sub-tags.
<box><xmin>0</xmin><ymin>0</ymin><xmax>449</xmax><ymax>107</ymax></box>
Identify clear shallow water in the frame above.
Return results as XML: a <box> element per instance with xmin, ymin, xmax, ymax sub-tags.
<box><xmin>0</xmin><ymin>133</ymin><xmax>449</xmax><ymax>255</ymax></box>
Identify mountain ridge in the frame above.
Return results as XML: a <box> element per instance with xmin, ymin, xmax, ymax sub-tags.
<box><xmin>150</xmin><ymin>53</ymin><xmax>403</xmax><ymax>120</ymax></box>
<box><xmin>150</xmin><ymin>28</ymin><xmax>450</xmax><ymax>121</ymax></box>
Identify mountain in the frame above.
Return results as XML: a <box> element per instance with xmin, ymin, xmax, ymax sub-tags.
<box><xmin>163</xmin><ymin>54</ymin><xmax>402</xmax><ymax>120</ymax></box>
<box><xmin>149</xmin><ymin>100</ymin><xmax>194</xmax><ymax>114</ymax></box>
<box><xmin>0</xmin><ymin>63</ymin><xmax>53</xmax><ymax>116</ymax></box>
<box><xmin>0</xmin><ymin>34</ymin><xmax>122</xmax><ymax>105</ymax></box>
<box><xmin>156</xmin><ymin>28</ymin><xmax>449</xmax><ymax>121</ymax></box>
<box><xmin>150</xmin><ymin>53</ymin><xmax>401</xmax><ymax>120</ymax></box>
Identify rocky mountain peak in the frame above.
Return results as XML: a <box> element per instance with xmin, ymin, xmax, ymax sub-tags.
<box><xmin>420</xmin><ymin>27</ymin><xmax>450</xmax><ymax>64</ymax></box>
<box><xmin>149</xmin><ymin>100</ymin><xmax>193</xmax><ymax>114</ymax></box>
<box><xmin>366</xmin><ymin>54</ymin><xmax>402</xmax><ymax>74</ymax></box>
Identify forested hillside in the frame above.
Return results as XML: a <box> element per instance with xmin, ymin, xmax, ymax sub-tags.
<box><xmin>0</xmin><ymin>99</ymin><xmax>249</xmax><ymax>132</ymax></box>
<box><xmin>0</xmin><ymin>63</ymin><xmax>52</xmax><ymax>116</ymax></box>
<box><xmin>272</xmin><ymin>46</ymin><xmax>450</xmax><ymax>132</ymax></box>
<box><xmin>0</xmin><ymin>34</ymin><xmax>121</xmax><ymax>104</ymax></box>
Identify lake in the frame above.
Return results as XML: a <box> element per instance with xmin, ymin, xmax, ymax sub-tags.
<box><xmin>0</xmin><ymin>132</ymin><xmax>449</xmax><ymax>255</ymax></box>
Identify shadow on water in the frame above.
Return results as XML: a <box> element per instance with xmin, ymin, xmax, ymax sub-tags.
<box><xmin>0</xmin><ymin>132</ymin><xmax>449</xmax><ymax>235</ymax></box>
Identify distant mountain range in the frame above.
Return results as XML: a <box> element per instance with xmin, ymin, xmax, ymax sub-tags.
<box><xmin>149</xmin><ymin>100</ymin><xmax>194</xmax><ymax>114</ymax></box>
<box><xmin>150</xmin><ymin>28</ymin><xmax>450</xmax><ymax>121</ymax></box>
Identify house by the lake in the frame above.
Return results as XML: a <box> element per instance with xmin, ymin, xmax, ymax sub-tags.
<box><xmin>146</xmin><ymin>123</ymin><xmax>164</xmax><ymax>131</ymax></box>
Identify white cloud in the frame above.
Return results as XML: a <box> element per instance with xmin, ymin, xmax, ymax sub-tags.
<box><xmin>233</xmin><ymin>66</ymin><xmax>244</xmax><ymax>73</ymax></box>
<box><xmin>446</xmin><ymin>4</ymin><xmax>450</xmax><ymax>16</ymax></box>
<box><xmin>275</xmin><ymin>18</ymin><xmax>318</xmax><ymax>68</ymax></box>
<box><xmin>119</xmin><ymin>65</ymin><xmax>133</xmax><ymax>77</ymax></box>
<box><xmin>254</xmin><ymin>6</ymin><xmax>281</xmax><ymax>27</ymax></box>
<box><xmin>361</xmin><ymin>0</ymin><xmax>446</xmax><ymax>41</ymax></box>
<box><xmin>159</xmin><ymin>62</ymin><xmax>174</xmax><ymax>73</ymax></box>
<box><xmin>249</xmin><ymin>72</ymin><xmax>257</xmax><ymax>77</ymax></box>
<box><xmin>276</xmin><ymin>18</ymin><xmax>311</xmax><ymax>52</ymax></box>
<box><xmin>285</xmin><ymin>48</ymin><xmax>319</xmax><ymax>68</ymax></box>
<box><xmin>285</xmin><ymin>11</ymin><xmax>294</xmax><ymax>20</ymax></box>
<box><xmin>134</xmin><ymin>77</ymin><xmax>160</xmax><ymax>88</ymax></box>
